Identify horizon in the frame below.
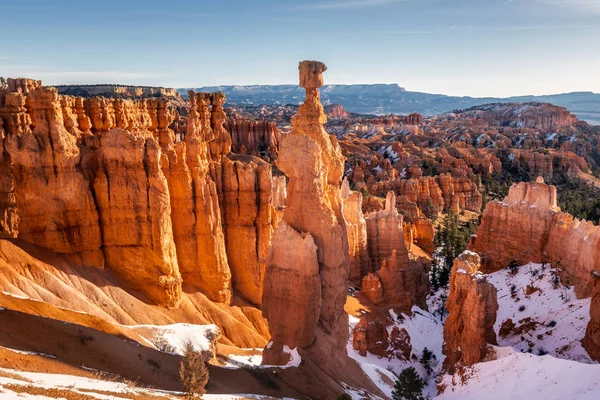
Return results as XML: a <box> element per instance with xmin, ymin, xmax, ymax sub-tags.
<box><xmin>1</xmin><ymin>0</ymin><xmax>599</xmax><ymax>97</ymax></box>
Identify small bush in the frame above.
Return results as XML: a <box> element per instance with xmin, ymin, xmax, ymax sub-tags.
<box><xmin>179</xmin><ymin>340</ymin><xmax>209</xmax><ymax>398</ymax></box>
<box><xmin>547</xmin><ymin>321</ymin><xmax>557</xmax><ymax>328</ymax></box>
<box><xmin>508</xmin><ymin>260</ymin><xmax>520</xmax><ymax>275</ymax></box>
<box><xmin>518</xmin><ymin>305</ymin><xmax>526</xmax><ymax>312</ymax></box>
<box><xmin>152</xmin><ymin>335</ymin><xmax>176</xmax><ymax>353</ymax></box>
<box><xmin>538</xmin><ymin>348</ymin><xmax>548</xmax><ymax>356</ymax></box>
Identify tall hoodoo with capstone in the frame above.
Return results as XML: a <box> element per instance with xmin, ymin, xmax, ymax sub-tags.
<box><xmin>262</xmin><ymin>60</ymin><xmax>350</xmax><ymax>365</ymax></box>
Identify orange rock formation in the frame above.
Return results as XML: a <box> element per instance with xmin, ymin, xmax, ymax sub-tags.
<box><xmin>0</xmin><ymin>77</ymin><xmax>277</xmax><ymax>308</ymax></box>
<box><xmin>471</xmin><ymin>177</ymin><xmax>600</xmax><ymax>298</ymax></box>
<box><xmin>443</xmin><ymin>251</ymin><xmax>498</xmax><ymax>372</ymax></box>
<box><xmin>341</xmin><ymin>178</ymin><xmax>371</xmax><ymax>281</ymax></box>
<box><xmin>262</xmin><ymin>60</ymin><xmax>350</xmax><ymax>365</ymax></box>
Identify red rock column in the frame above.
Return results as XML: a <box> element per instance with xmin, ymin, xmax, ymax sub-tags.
<box><xmin>442</xmin><ymin>251</ymin><xmax>498</xmax><ymax>373</ymax></box>
<box><xmin>262</xmin><ymin>60</ymin><xmax>350</xmax><ymax>365</ymax></box>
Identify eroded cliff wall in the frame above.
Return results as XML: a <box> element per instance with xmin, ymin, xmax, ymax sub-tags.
<box><xmin>471</xmin><ymin>177</ymin><xmax>600</xmax><ymax>298</ymax></box>
<box><xmin>0</xmin><ymin>78</ymin><xmax>274</xmax><ymax>308</ymax></box>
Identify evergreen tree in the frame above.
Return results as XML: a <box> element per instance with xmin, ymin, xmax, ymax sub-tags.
<box><xmin>420</xmin><ymin>198</ymin><xmax>436</xmax><ymax>221</ymax></box>
<box><xmin>420</xmin><ymin>347</ymin><xmax>434</xmax><ymax>376</ymax></box>
<box><xmin>392</xmin><ymin>367</ymin><xmax>425</xmax><ymax>400</ymax></box>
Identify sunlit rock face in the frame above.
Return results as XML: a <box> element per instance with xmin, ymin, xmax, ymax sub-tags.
<box><xmin>262</xmin><ymin>60</ymin><xmax>350</xmax><ymax>365</ymax></box>
<box><xmin>443</xmin><ymin>251</ymin><xmax>498</xmax><ymax>373</ymax></box>
<box><xmin>471</xmin><ymin>177</ymin><xmax>600</xmax><ymax>298</ymax></box>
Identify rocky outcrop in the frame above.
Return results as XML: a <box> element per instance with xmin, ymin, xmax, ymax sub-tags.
<box><xmin>262</xmin><ymin>61</ymin><xmax>350</xmax><ymax>366</ymax></box>
<box><xmin>225</xmin><ymin>117</ymin><xmax>280</xmax><ymax>162</ymax></box>
<box><xmin>443</xmin><ymin>251</ymin><xmax>498</xmax><ymax>373</ymax></box>
<box><xmin>341</xmin><ymin>179</ymin><xmax>371</xmax><ymax>281</ymax></box>
<box><xmin>222</xmin><ymin>154</ymin><xmax>274</xmax><ymax>306</ymax></box>
<box><xmin>262</xmin><ymin>222</ymin><xmax>321</xmax><ymax>364</ymax></box>
<box><xmin>461</xmin><ymin>103</ymin><xmax>578</xmax><ymax>132</ymax></box>
<box><xmin>324</xmin><ymin>104</ymin><xmax>350</xmax><ymax>119</ymax></box>
<box><xmin>365</xmin><ymin>173</ymin><xmax>482</xmax><ymax>216</ymax></box>
<box><xmin>365</xmin><ymin>192</ymin><xmax>408</xmax><ymax>271</ymax></box>
<box><xmin>363</xmin><ymin>192</ymin><xmax>430</xmax><ymax>311</ymax></box>
<box><xmin>5</xmin><ymin>86</ymin><xmax>105</xmax><ymax>268</ymax></box>
<box><xmin>352</xmin><ymin>316</ymin><xmax>388</xmax><ymax>357</ymax></box>
<box><xmin>361</xmin><ymin>273</ymin><xmax>384</xmax><ymax>305</ymax></box>
<box><xmin>583</xmin><ymin>273</ymin><xmax>600</xmax><ymax>361</ymax></box>
<box><xmin>471</xmin><ymin>177</ymin><xmax>600</xmax><ymax>298</ymax></box>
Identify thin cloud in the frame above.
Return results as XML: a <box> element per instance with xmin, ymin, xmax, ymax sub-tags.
<box><xmin>534</xmin><ymin>0</ymin><xmax>600</xmax><ymax>11</ymax></box>
<box><xmin>379</xmin><ymin>22</ymin><xmax>600</xmax><ymax>35</ymax></box>
<box><xmin>294</xmin><ymin>0</ymin><xmax>407</xmax><ymax>11</ymax></box>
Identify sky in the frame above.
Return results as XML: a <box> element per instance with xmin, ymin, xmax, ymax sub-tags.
<box><xmin>1</xmin><ymin>0</ymin><xmax>599</xmax><ymax>97</ymax></box>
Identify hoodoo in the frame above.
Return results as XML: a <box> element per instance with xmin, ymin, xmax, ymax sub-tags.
<box><xmin>262</xmin><ymin>60</ymin><xmax>350</xmax><ymax>364</ymax></box>
<box><xmin>442</xmin><ymin>251</ymin><xmax>498</xmax><ymax>372</ymax></box>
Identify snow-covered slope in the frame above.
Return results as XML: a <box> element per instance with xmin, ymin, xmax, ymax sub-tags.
<box><xmin>487</xmin><ymin>263</ymin><xmax>593</xmax><ymax>363</ymax></box>
<box><xmin>347</xmin><ymin>306</ymin><xmax>445</xmax><ymax>399</ymax></box>
<box><xmin>436</xmin><ymin>347</ymin><xmax>600</xmax><ymax>400</ymax></box>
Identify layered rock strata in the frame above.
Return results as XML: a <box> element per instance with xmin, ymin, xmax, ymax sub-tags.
<box><xmin>225</xmin><ymin>117</ymin><xmax>280</xmax><ymax>162</ymax></box>
<box><xmin>442</xmin><ymin>251</ymin><xmax>498</xmax><ymax>372</ymax></box>
<box><xmin>341</xmin><ymin>179</ymin><xmax>371</xmax><ymax>281</ymax></box>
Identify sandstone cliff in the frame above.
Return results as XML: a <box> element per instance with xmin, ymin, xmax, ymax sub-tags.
<box><xmin>471</xmin><ymin>177</ymin><xmax>600</xmax><ymax>298</ymax></box>
<box><xmin>0</xmin><ymin>78</ymin><xmax>276</xmax><ymax>309</ymax></box>
<box><xmin>443</xmin><ymin>251</ymin><xmax>498</xmax><ymax>373</ymax></box>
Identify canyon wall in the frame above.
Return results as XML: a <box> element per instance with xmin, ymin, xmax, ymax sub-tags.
<box><xmin>0</xmin><ymin>78</ymin><xmax>274</xmax><ymax>308</ymax></box>
<box><xmin>224</xmin><ymin>117</ymin><xmax>280</xmax><ymax>162</ymax></box>
<box><xmin>443</xmin><ymin>251</ymin><xmax>498</xmax><ymax>372</ymax></box>
<box><xmin>470</xmin><ymin>177</ymin><xmax>600</xmax><ymax>298</ymax></box>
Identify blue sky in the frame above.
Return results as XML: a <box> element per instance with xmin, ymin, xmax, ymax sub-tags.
<box><xmin>1</xmin><ymin>0</ymin><xmax>599</xmax><ymax>97</ymax></box>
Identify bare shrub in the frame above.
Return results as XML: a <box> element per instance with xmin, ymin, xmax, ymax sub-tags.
<box><xmin>179</xmin><ymin>340</ymin><xmax>209</xmax><ymax>398</ymax></box>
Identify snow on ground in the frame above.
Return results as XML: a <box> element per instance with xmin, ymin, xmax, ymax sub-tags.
<box><xmin>0</xmin><ymin>367</ymin><xmax>295</xmax><ymax>399</ymax></box>
<box><xmin>126</xmin><ymin>323</ymin><xmax>219</xmax><ymax>356</ymax></box>
<box><xmin>221</xmin><ymin>345</ymin><xmax>301</xmax><ymax>369</ymax></box>
<box><xmin>0</xmin><ymin>367</ymin><xmax>176</xmax><ymax>399</ymax></box>
<box><xmin>486</xmin><ymin>263</ymin><xmax>594</xmax><ymax>363</ymax></box>
<box><xmin>347</xmin><ymin>306</ymin><xmax>445</xmax><ymax>399</ymax></box>
<box><xmin>0</xmin><ymin>345</ymin><xmax>56</xmax><ymax>359</ymax></box>
<box><xmin>435</xmin><ymin>347</ymin><xmax>600</xmax><ymax>400</ymax></box>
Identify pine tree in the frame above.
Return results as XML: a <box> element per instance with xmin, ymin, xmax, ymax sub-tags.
<box><xmin>179</xmin><ymin>340</ymin><xmax>209</xmax><ymax>398</ymax></box>
<box><xmin>420</xmin><ymin>347</ymin><xmax>434</xmax><ymax>376</ymax></box>
<box><xmin>392</xmin><ymin>367</ymin><xmax>425</xmax><ymax>400</ymax></box>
